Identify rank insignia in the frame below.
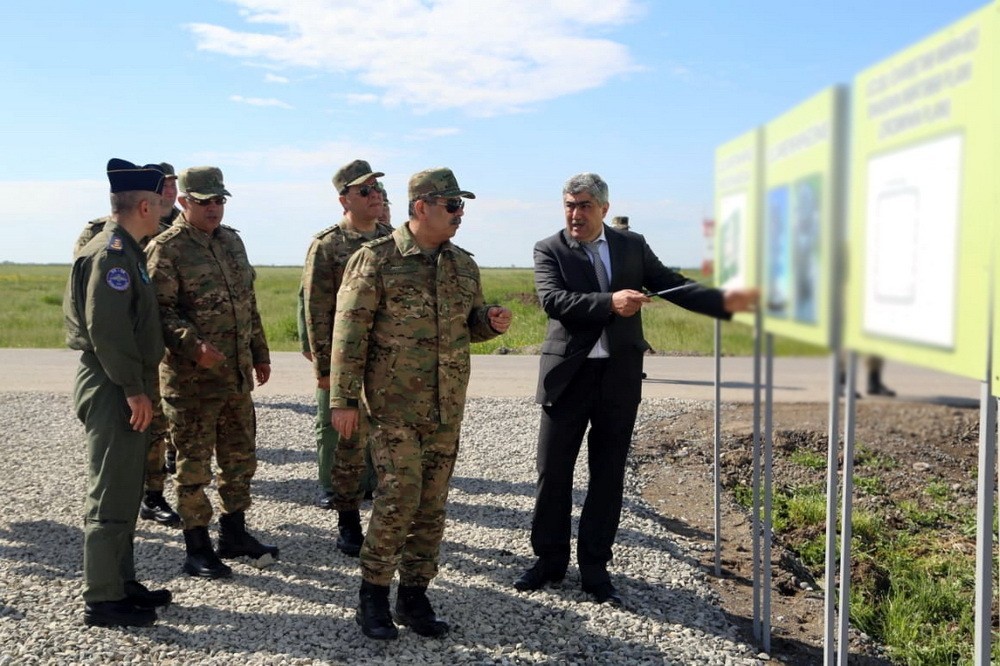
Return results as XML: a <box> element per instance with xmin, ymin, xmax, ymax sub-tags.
<box><xmin>107</xmin><ymin>235</ymin><xmax>125</xmax><ymax>253</ymax></box>
<box><xmin>106</xmin><ymin>267</ymin><xmax>131</xmax><ymax>291</ymax></box>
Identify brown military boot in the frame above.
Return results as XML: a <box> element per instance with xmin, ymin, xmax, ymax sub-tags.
<box><xmin>394</xmin><ymin>585</ymin><xmax>449</xmax><ymax>637</ymax></box>
<box><xmin>357</xmin><ymin>580</ymin><xmax>398</xmax><ymax>640</ymax></box>
<box><xmin>217</xmin><ymin>511</ymin><xmax>279</xmax><ymax>567</ymax></box>
<box><xmin>336</xmin><ymin>510</ymin><xmax>364</xmax><ymax>556</ymax></box>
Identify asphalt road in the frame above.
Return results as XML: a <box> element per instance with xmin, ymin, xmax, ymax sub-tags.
<box><xmin>0</xmin><ymin>348</ymin><xmax>982</xmax><ymax>406</ymax></box>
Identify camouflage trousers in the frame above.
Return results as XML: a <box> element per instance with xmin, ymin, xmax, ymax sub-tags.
<box><xmin>326</xmin><ymin>391</ymin><xmax>376</xmax><ymax>511</ymax></box>
<box><xmin>161</xmin><ymin>392</ymin><xmax>257</xmax><ymax>529</ymax></box>
<box><xmin>143</xmin><ymin>388</ymin><xmax>176</xmax><ymax>493</ymax></box>
<box><xmin>361</xmin><ymin>418</ymin><xmax>460</xmax><ymax>587</ymax></box>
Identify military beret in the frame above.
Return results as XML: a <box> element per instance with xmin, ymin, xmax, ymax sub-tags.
<box><xmin>333</xmin><ymin>159</ymin><xmax>385</xmax><ymax>193</ymax></box>
<box><xmin>408</xmin><ymin>167</ymin><xmax>475</xmax><ymax>201</ymax></box>
<box><xmin>179</xmin><ymin>166</ymin><xmax>232</xmax><ymax>199</ymax></box>
<box><xmin>106</xmin><ymin>159</ymin><xmax>166</xmax><ymax>194</ymax></box>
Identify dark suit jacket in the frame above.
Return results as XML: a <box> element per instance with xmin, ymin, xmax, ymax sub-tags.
<box><xmin>533</xmin><ymin>224</ymin><xmax>731</xmax><ymax>406</ymax></box>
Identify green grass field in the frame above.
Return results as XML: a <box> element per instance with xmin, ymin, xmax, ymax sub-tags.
<box><xmin>0</xmin><ymin>263</ymin><xmax>825</xmax><ymax>356</ymax></box>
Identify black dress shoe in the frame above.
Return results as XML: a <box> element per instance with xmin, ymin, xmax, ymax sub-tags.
<box><xmin>139</xmin><ymin>491</ymin><xmax>181</xmax><ymax>528</ymax></box>
<box><xmin>316</xmin><ymin>491</ymin><xmax>335</xmax><ymax>509</ymax></box>
<box><xmin>582</xmin><ymin>581</ymin><xmax>624</xmax><ymax>607</ymax></box>
<box><xmin>124</xmin><ymin>580</ymin><xmax>172</xmax><ymax>608</ymax></box>
<box><xmin>83</xmin><ymin>600</ymin><xmax>156</xmax><ymax>628</ymax></box>
<box><xmin>513</xmin><ymin>560</ymin><xmax>565</xmax><ymax>591</ymax></box>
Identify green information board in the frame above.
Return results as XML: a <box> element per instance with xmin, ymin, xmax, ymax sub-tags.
<box><xmin>844</xmin><ymin>3</ymin><xmax>997</xmax><ymax>381</ymax></box>
<box><xmin>714</xmin><ymin>129</ymin><xmax>762</xmax><ymax>327</ymax></box>
<box><xmin>761</xmin><ymin>87</ymin><xmax>846</xmax><ymax>349</ymax></box>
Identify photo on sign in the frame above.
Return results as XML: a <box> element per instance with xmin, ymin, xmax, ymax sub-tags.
<box><xmin>862</xmin><ymin>133</ymin><xmax>962</xmax><ymax>349</ymax></box>
<box><xmin>718</xmin><ymin>193</ymin><xmax>746</xmax><ymax>289</ymax></box>
<box><xmin>793</xmin><ymin>174</ymin><xmax>821</xmax><ymax>324</ymax></box>
<box><xmin>766</xmin><ymin>185</ymin><xmax>790</xmax><ymax>318</ymax></box>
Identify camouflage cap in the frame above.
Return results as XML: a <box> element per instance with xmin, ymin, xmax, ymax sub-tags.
<box><xmin>408</xmin><ymin>167</ymin><xmax>475</xmax><ymax>201</ymax></box>
<box><xmin>106</xmin><ymin>158</ymin><xmax>165</xmax><ymax>194</ymax></box>
<box><xmin>610</xmin><ymin>216</ymin><xmax>629</xmax><ymax>229</ymax></box>
<box><xmin>179</xmin><ymin>166</ymin><xmax>232</xmax><ymax>199</ymax></box>
<box><xmin>158</xmin><ymin>162</ymin><xmax>178</xmax><ymax>179</ymax></box>
<box><xmin>333</xmin><ymin>159</ymin><xmax>385</xmax><ymax>193</ymax></box>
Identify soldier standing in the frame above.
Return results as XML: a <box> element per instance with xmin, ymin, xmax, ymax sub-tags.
<box><xmin>65</xmin><ymin>159</ymin><xmax>173</xmax><ymax>627</ymax></box>
<box><xmin>302</xmin><ymin>160</ymin><xmax>390</xmax><ymax>560</ymax></box>
<box><xmin>330</xmin><ymin>167</ymin><xmax>512</xmax><ymax>640</ymax></box>
<box><xmin>74</xmin><ymin>163</ymin><xmax>182</xmax><ymax>528</ymax></box>
<box><xmin>146</xmin><ymin>166</ymin><xmax>278</xmax><ymax>579</ymax></box>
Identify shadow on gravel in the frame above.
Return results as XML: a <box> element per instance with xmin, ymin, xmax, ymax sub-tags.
<box><xmin>450</xmin><ymin>475</ymin><xmax>536</xmax><ymax>497</ymax></box>
<box><xmin>0</xmin><ymin>520</ymin><xmax>81</xmax><ymax>577</ymax></box>
<box><xmin>256</xmin><ymin>401</ymin><xmax>314</xmax><ymax>416</ymax></box>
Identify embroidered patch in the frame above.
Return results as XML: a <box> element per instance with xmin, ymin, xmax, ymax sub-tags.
<box><xmin>107</xmin><ymin>235</ymin><xmax>124</xmax><ymax>253</ymax></box>
<box><xmin>106</xmin><ymin>267</ymin><xmax>131</xmax><ymax>291</ymax></box>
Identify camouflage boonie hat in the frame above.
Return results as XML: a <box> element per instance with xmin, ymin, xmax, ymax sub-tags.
<box><xmin>333</xmin><ymin>159</ymin><xmax>385</xmax><ymax>193</ymax></box>
<box><xmin>159</xmin><ymin>162</ymin><xmax>178</xmax><ymax>179</ymax></box>
<box><xmin>408</xmin><ymin>167</ymin><xmax>475</xmax><ymax>201</ymax></box>
<box><xmin>179</xmin><ymin>166</ymin><xmax>232</xmax><ymax>199</ymax></box>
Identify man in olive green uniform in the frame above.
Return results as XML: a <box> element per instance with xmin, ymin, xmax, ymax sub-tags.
<box><xmin>330</xmin><ymin>167</ymin><xmax>512</xmax><ymax>640</ymax></box>
<box><xmin>303</xmin><ymin>160</ymin><xmax>389</xmax><ymax>556</ymax></box>
<box><xmin>66</xmin><ymin>159</ymin><xmax>173</xmax><ymax>628</ymax></box>
<box><xmin>73</xmin><ymin>162</ymin><xmax>182</xmax><ymax>528</ymax></box>
<box><xmin>146</xmin><ymin>166</ymin><xmax>277</xmax><ymax>580</ymax></box>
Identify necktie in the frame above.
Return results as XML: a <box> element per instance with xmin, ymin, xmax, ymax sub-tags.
<box><xmin>584</xmin><ymin>240</ymin><xmax>610</xmax><ymax>354</ymax></box>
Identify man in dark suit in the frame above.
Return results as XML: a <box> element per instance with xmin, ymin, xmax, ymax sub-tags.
<box><xmin>515</xmin><ymin>172</ymin><xmax>758</xmax><ymax>606</ymax></box>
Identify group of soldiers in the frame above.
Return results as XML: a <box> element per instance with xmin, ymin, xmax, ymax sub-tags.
<box><xmin>65</xmin><ymin>157</ymin><xmax>511</xmax><ymax>640</ymax></box>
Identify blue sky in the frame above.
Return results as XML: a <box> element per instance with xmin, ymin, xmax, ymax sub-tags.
<box><xmin>0</xmin><ymin>0</ymin><xmax>986</xmax><ymax>267</ymax></box>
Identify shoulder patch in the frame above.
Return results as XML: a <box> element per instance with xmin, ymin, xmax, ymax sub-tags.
<box><xmin>105</xmin><ymin>267</ymin><xmax>131</xmax><ymax>291</ymax></box>
<box><xmin>313</xmin><ymin>224</ymin><xmax>339</xmax><ymax>240</ymax></box>
<box><xmin>365</xmin><ymin>235</ymin><xmax>394</xmax><ymax>249</ymax></box>
<box><xmin>150</xmin><ymin>225</ymin><xmax>183</xmax><ymax>245</ymax></box>
<box><xmin>106</xmin><ymin>234</ymin><xmax>125</xmax><ymax>253</ymax></box>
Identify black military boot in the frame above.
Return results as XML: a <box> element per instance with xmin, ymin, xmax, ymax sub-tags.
<box><xmin>217</xmin><ymin>511</ymin><xmax>279</xmax><ymax>567</ymax></box>
<box><xmin>357</xmin><ymin>580</ymin><xmax>398</xmax><ymax>640</ymax></box>
<box><xmin>336</xmin><ymin>510</ymin><xmax>364</xmax><ymax>557</ymax></box>
<box><xmin>394</xmin><ymin>585</ymin><xmax>450</xmax><ymax>637</ymax></box>
<box><xmin>139</xmin><ymin>491</ymin><xmax>181</xmax><ymax>527</ymax></box>
<box><xmin>867</xmin><ymin>370</ymin><xmax>896</xmax><ymax>397</ymax></box>
<box><xmin>124</xmin><ymin>580</ymin><xmax>172</xmax><ymax>608</ymax></box>
<box><xmin>182</xmin><ymin>526</ymin><xmax>232</xmax><ymax>579</ymax></box>
<box><xmin>83</xmin><ymin>599</ymin><xmax>156</xmax><ymax>628</ymax></box>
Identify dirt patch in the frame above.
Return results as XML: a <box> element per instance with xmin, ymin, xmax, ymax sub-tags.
<box><xmin>632</xmin><ymin>399</ymin><xmax>982</xmax><ymax>665</ymax></box>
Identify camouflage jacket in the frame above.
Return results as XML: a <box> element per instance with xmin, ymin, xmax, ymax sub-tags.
<box><xmin>329</xmin><ymin>222</ymin><xmax>500</xmax><ymax>425</ymax></box>
<box><xmin>145</xmin><ymin>214</ymin><xmax>270</xmax><ymax>398</ymax></box>
<box><xmin>64</xmin><ymin>224</ymin><xmax>165</xmax><ymax>397</ymax></box>
<box><xmin>301</xmin><ymin>217</ymin><xmax>393</xmax><ymax>379</ymax></box>
<box><xmin>73</xmin><ymin>207</ymin><xmax>180</xmax><ymax>258</ymax></box>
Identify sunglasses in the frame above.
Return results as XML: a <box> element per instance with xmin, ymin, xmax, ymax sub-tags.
<box><xmin>425</xmin><ymin>197</ymin><xmax>465</xmax><ymax>214</ymax></box>
<box><xmin>190</xmin><ymin>196</ymin><xmax>227</xmax><ymax>206</ymax></box>
<box><xmin>355</xmin><ymin>183</ymin><xmax>384</xmax><ymax>197</ymax></box>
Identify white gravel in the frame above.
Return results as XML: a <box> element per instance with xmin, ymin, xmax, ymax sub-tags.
<box><xmin>0</xmin><ymin>391</ymin><xmax>764</xmax><ymax>665</ymax></box>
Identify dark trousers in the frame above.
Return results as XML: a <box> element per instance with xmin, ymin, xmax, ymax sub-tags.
<box><xmin>530</xmin><ymin>359</ymin><xmax>639</xmax><ymax>585</ymax></box>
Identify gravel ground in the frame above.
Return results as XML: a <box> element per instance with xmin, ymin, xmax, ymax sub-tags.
<box><xmin>0</xmin><ymin>391</ymin><xmax>765</xmax><ymax>665</ymax></box>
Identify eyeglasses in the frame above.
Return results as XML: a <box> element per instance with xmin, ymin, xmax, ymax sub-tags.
<box><xmin>425</xmin><ymin>197</ymin><xmax>465</xmax><ymax>214</ymax></box>
<box><xmin>355</xmin><ymin>184</ymin><xmax>384</xmax><ymax>198</ymax></box>
<box><xmin>190</xmin><ymin>196</ymin><xmax>227</xmax><ymax>206</ymax></box>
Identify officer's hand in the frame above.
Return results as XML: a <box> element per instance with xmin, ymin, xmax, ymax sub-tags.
<box><xmin>126</xmin><ymin>394</ymin><xmax>154</xmax><ymax>432</ymax></box>
<box><xmin>611</xmin><ymin>289</ymin><xmax>650</xmax><ymax>318</ymax></box>
<box><xmin>317</xmin><ymin>376</ymin><xmax>331</xmax><ymax>390</ymax></box>
<box><xmin>487</xmin><ymin>306</ymin><xmax>512</xmax><ymax>333</ymax></box>
<box><xmin>254</xmin><ymin>363</ymin><xmax>271</xmax><ymax>386</ymax></box>
<box><xmin>196</xmin><ymin>340</ymin><xmax>225</xmax><ymax>368</ymax></box>
<box><xmin>723</xmin><ymin>288</ymin><xmax>760</xmax><ymax>313</ymax></box>
<box><xmin>331</xmin><ymin>407</ymin><xmax>360</xmax><ymax>439</ymax></box>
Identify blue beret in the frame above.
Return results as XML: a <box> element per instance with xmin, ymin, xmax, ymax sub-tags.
<box><xmin>106</xmin><ymin>158</ymin><xmax>165</xmax><ymax>194</ymax></box>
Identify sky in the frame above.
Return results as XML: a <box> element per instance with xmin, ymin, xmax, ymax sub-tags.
<box><xmin>0</xmin><ymin>0</ymin><xmax>988</xmax><ymax>267</ymax></box>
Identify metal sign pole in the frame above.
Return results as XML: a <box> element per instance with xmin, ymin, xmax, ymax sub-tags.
<box><xmin>972</xmin><ymin>379</ymin><xmax>996</xmax><ymax>664</ymax></box>
<box><xmin>823</xmin><ymin>350</ymin><xmax>844</xmax><ymax>666</ymax></box>
<box><xmin>763</xmin><ymin>333</ymin><xmax>775</xmax><ymax>653</ymax></box>
<box><xmin>752</xmin><ymin>309</ymin><xmax>763</xmax><ymax>640</ymax></box>
<box><xmin>714</xmin><ymin>318</ymin><xmax>723</xmax><ymax>577</ymax></box>
<box><xmin>836</xmin><ymin>352</ymin><xmax>859</xmax><ymax>665</ymax></box>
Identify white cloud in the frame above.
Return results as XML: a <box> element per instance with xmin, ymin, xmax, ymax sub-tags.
<box><xmin>344</xmin><ymin>93</ymin><xmax>379</xmax><ymax>105</ymax></box>
<box><xmin>264</xmin><ymin>73</ymin><xmax>289</xmax><ymax>84</ymax></box>
<box><xmin>405</xmin><ymin>127</ymin><xmax>461</xmax><ymax>141</ymax></box>
<box><xmin>230</xmin><ymin>94</ymin><xmax>294</xmax><ymax>109</ymax></box>
<box><xmin>187</xmin><ymin>0</ymin><xmax>643</xmax><ymax>116</ymax></box>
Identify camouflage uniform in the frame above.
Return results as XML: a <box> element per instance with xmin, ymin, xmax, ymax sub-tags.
<box><xmin>330</xmin><ymin>222</ymin><xmax>501</xmax><ymax>586</ymax></box>
<box><xmin>74</xmin><ymin>206</ymin><xmax>180</xmax><ymax>496</ymax></box>
<box><xmin>145</xmin><ymin>215</ymin><xmax>270</xmax><ymax>529</ymax></box>
<box><xmin>66</xmin><ymin>223</ymin><xmax>165</xmax><ymax>603</ymax></box>
<box><xmin>302</xmin><ymin>217</ymin><xmax>391</xmax><ymax>502</ymax></box>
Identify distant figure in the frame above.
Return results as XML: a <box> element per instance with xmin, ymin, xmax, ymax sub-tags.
<box><xmin>610</xmin><ymin>215</ymin><xmax>629</xmax><ymax>231</ymax></box>
<box><xmin>866</xmin><ymin>355</ymin><xmax>895</xmax><ymax>397</ymax></box>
